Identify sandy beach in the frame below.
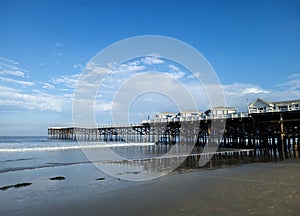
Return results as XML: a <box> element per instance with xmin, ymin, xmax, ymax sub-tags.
<box><xmin>0</xmin><ymin>159</ymin><xmax>299</xmax><ymax>216</ymax></box>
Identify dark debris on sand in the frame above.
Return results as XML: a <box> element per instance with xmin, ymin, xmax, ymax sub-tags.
<box><xmin>49</xmin><ymin>176</ymin><xmax>66</xmax><ymax>181</ymax></box>
<box><xmin>96</xmin><ymin>177</ymin><xmax>105</xmax><ymax>181</ymax></box>
<box><xmin>0</xmin><ymin>182</ymin><xmax>32</xmax><ymax>191</ymax></box>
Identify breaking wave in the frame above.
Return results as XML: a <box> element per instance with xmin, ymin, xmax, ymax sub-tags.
<box><xmin>0</xmin><ymin>142</ymin><xmax>155</xmax><ymax>153</ymax></box>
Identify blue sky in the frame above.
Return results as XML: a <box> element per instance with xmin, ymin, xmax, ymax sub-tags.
<box><xmin>0</xmin><ymin>0</ymin><xmax>300</xmax><ymax>135</ymax></box>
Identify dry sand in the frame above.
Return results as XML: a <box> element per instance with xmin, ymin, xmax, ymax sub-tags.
<box><xmin>26</xmin><ymin>159</ymin><xmax>300</xmax><ymax>216</ymax></box>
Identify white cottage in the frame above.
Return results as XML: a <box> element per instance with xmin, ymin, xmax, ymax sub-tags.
<box><xmin>178</xmin><ymin>110</ymin><xmax>203</xmax><ymax>121</ymax></box>
<box><xmin>154</xmin><ymin>112</ymin><xmax>177</xmax><ymax>122</ymax></box>
<box><xmin>204</xmin><ymin>107</ymin><xmax>237</xmax><ymax>119</ymax></box>
<box><xmin>248</xmin><ymin>98</ymin><xmax>300</xmax><ymax>113</ymax></box>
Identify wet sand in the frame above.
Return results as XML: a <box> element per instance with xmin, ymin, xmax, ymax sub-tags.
<box><xmin>12</xmin><ymin>159</ymin><xmax>296</xmax><ymax>216</ymax></box>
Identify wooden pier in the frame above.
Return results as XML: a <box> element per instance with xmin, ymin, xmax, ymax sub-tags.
<box><xmin>48</xmin><ymin>110</ymin><xmax>300</xmax><ymax>161</ymax></box>
<box><xmin>48</xmin><ymin>124</ymin><xmax>150</xmax><ymax>142</ymax></box>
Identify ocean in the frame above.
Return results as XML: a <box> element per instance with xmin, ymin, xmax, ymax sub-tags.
<box><xmin>0</xmin><ymin>136</ymin><xmax>167</xmax><ymax>215</ymax></box>
<box><xmin>0</xmin><ymin>136</ymin><xmax>172</xmax><ymax>174</ymax></box>
<box><xmin>0</xmin><ymin>136</ymin><xmax>251</xmax><ymax>178</ymax></box>
<box><xmin>0</xmin><ymin>136</ymin><xmax>203</xmax><ymax>180</ymax></box>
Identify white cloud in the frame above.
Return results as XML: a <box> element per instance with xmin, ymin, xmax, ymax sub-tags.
<box><xmin>0</xmin><ymin>76</ymin><xmax>35</xmax><ymax>86</ymax></box>
<box><xmin>0</xmin><ymin>87</ymin><xmax>70</xmax><ymax>112</ymax></box>
<box><xmin>107</xmin><ymin>62</ymin><xmax>118</xmax><ymax>69</ymax></box>
<box><xmin>0</xmin><ymin>56</ymin><xmax>73</xmax><ymax>115</ymax></box>
<box><xmin>0</xmin><ymin>85</ymin><xmax>21</xmax><ymax>92</ymax></box>
<box><xmin>167</xmin><ymin>64</ymin><xmax>185</xmax><ymax>80</ymax></box>
<box><xmin>51</xmin><ymin>74</ymin><xmax>80</xmax><ymax>89</ymax></box>
<box><xmin>222</xmin><ymin>83</ymin><xmax>270</xmax><ymax>96</ymax></box>
<box><xmin>85</xmin><ymin>62</ymin><xmax>111</xmax><ymax>76</ymax></box>
<box><xmin>110</xmin><ymin>72</ymin><xmax>198</xmax><ymax>117</ymax></box>
<box><xmin>241</xmin><ymin>87</ymin><xmax>269</xmax><ymax>94</ymax></box>
<box><xmin>51</xmin><ymin>63</ymin><xmax>111</xmax><ymax>95</ymax></box>
<box><xmin>32</xmin><ymin>89</ymin><xmax>41</xmax><ymax>93</ymax></box>
<box><xmin>141</xmin><ymin>56</ymin><xmax>164</xmax><ymax>65</ymax></box>
<box><xmin>276</xmin><ymin>73</ymin><xmax>300</xmax><ymax>90</ymax></box>
<box><xmin>168</xmin><ymin>64</ymin><xmax>180</xmax><ymax>71</ymax></box>
<box><xmin>73</xmin><ymin>64</ymin><xmax>83</xmax><ymax>70</ymax></box>
<box><xmin>114</xmin><ymin>61</ymin><xmax>146</xmax><ymax>74</ymax></box>
<box><xmin>63</xmin><ymin>93</ymin><xmax>74</xmax><ymax>98</ymax></box>
<box><xmin>168</xmin><ymin>71</ymin><xmax>185</xmax><ymax>80</ymax></box>
<box><xmin>42</xmin><ymin>83</ymin><xmax>55</xmax><ymax>89</ymax></box>
<box><xmin>94</xmin><ymin>101</ymin><xmax>113</xmax><ymax>112</ymax></box>
<box><xmin>0</xmin><ymin>69</ymin><xmax>25</xmax><ymax>77</ymax></box>
<box><xmin>143</xmin><ymin>97</ymin><xmax>160</xmax><ymax>102</ymax></box>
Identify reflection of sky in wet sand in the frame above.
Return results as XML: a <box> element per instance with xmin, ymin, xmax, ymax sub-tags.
<box><xmin>1</xmin><ymin>160</ymin><xmax>299</xmax><ymax>216</ymax></box>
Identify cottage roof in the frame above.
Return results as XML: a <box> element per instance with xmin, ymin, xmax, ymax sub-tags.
<box><xmin>204</xmin><ymin>107</ymin><xmax>237</xmax><ymax>115</ymax></box>
<box><xmin>179</xmin><ymin>110</ymin><xmax>203</xmax><ymax>114</ymax></box>
<box><xmin>249</xmin><ymin>98</ymin><xmax>272</xmax><ymax>107</ymax></box>
<box><xmin>273</xmin><ymin>99</ymin><xmax>300</xmax><ymax>105</ymax></box>
<box><xmin>206</xmin><ymin>107</ymin><xmax>237</xmax><ymax>111</ymax></box>
<box><xmin>249</xmin><ymin>98</ymin><xmax>300</xmax><ymax>108</ymax></box>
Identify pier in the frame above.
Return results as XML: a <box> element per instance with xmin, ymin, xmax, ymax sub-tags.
<box><xmin>48</xmin><ymin>110</ymin><xmax>300</xmax><ymax>162</ymax></box>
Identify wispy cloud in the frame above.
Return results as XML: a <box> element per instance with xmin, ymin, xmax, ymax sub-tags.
<box><xmin>42</xmin><ymin>83</ymin><xmax>55</xmax><ymax>90</ymax></box>
<box><xmin>0</xmin><ymin>69</ymin><xmax>25</xmax><ymax>77</ymax></box>
<box><xmin>276</xmin><ymin>73</ymin><xmax>300</xmax><ymax>90</ymax></box>
<box><xmin>0</xmin><ymin>56</ymin><xmax>19</xmax><ymax>65</ymax></box>
<box><xmin>168</xmin><ymin>64</ymin><xmax>185</xmax><ymax>79</ymax></box>
<box><xmin>0</xmin><ymin>85</ymin><xmax>21</xmax><ymax>93</ymax></box>
<box><xmin>0</xmin><ymin>57</ymin><xmax>33</xmax><ymax>86</ymax></box>
<box><xmin>0</xmin><ymin>62</ymin><xmax>27</xmax><ymax>72</ymax></box>
<box><xmin>0</xmin><ymin>76</ymin><xmax>35</xmax><ymax>86</ymax></box>
<box><xmin>55</xmin><ymin>42</ymin><xmax>64</xmax><ymax>47</ymax></box>
<box><xmin>51</xmin><ymin>74</ymin><xmax>80</xmax><ymax>89</ymax></box>
<box><xmin>73</xmin><ymin>64</ymin><xmax>83</xmax><ymax>70</ymax></box>
<box><xmin>0</xmin><ymin>57</ymin><xmax>29</xmax><ymax>78</ymax></box>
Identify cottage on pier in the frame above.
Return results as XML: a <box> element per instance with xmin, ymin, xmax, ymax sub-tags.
<box><xmin>248</xmin><ymin>98</ymin><xmax>300</xmax><ymax>113</ymax></box>
<box><xmin>154</xmin><ymin>112</ymin><xmax>177</xmax><ymax>122</ymax></box>
<box><xmin>204</xmin><ymin>107</ymin><xmax>237</xmax><ymax>119</ymax></box>
<box><xmin>177</xmin><ymin>110</ymin><xmax>203</xmax><ymax>121</ymax></box>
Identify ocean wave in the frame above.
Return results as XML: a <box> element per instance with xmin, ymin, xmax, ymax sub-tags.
<box><xmin>0</xmin><ymin>142</ymin><xmax>155</xmax><ymax>153</ymax></box>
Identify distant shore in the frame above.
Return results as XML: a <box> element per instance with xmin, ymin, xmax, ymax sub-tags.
<box><xmin>1</xmin><ymin>158</ymin><xmax>299</xmax><ymax>216</ymax></box>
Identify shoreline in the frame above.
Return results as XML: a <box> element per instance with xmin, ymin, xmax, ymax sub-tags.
<box><xmin>1</xmin><ymin>158</ymin><xmax>299</xmax><ymax>215</ymax></box>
